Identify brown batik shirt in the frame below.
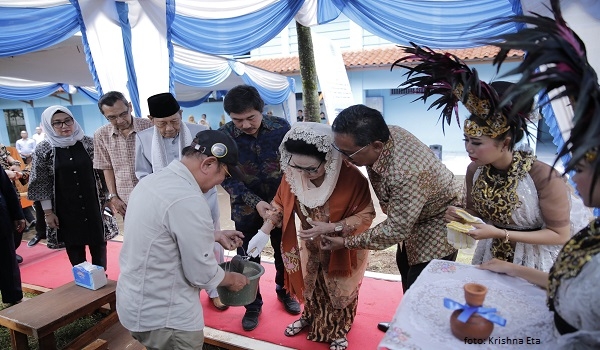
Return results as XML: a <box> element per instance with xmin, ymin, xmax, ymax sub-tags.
<box><xmin>344</xmin><ymin>125</ymin><xmax>460</xmax><ymax>265</ymax></box>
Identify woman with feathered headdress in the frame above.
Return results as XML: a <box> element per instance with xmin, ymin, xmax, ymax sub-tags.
<box><xmin>393</xmin><ymin>40</ymin><xmax>591</xmax><ymax>273</ymax></box>
<box><xmin>474</xmin><ymin>0</ymin><xmax>600</xmax><ymax>346</ymax></box>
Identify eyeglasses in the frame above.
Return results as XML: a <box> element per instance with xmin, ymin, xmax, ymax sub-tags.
<box><xmin>331</xmin><ymin>142</ymin><xmax>371</xmax><ymax>159</ymax></box>
<box><xmin>287</xmin><ymin>157</ymin><xmax>323</xmax><ymax>174</ymax></box>
<box><xmin>222</xmin><ymin>164</ymin><xmax>232</xmax><ymax>179</ymax></box>
<box><xmin>51</xmin><ymin>117</ymin><xmax>75</xmax><ymax>129</ymax></box>
<box><xmin>106</xmin><ymin>110</ymin><xmax>129</xmax><ymax>121</ymax></box>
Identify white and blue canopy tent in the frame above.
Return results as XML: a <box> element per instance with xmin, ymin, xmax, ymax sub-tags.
<box><xmin>0</xmin><ymin>0</ymin><xmax>522</xmax><ymax>119</ymax></box>
<box><xmin>1</xmin><ymin>0</ymin><xmax>598</xmax><ymax>178</ymax></box>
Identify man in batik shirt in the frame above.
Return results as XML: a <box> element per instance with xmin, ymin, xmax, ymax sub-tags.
<box><xmin>322</xmin><ymin>104</ymin><xmax>461</xmax><ymax>332</ymax></box>
<box><xmin>219</xmin><ymin>85</ymin><xmax>300</xmax><ymax>331</ymax></box>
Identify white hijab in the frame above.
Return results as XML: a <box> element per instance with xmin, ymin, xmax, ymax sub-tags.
<box><xmin>41</xmin><ymin>105</ymin><xmax>85</xmax><ymax>148</ymax></box>
<box><xmin>279</xmin><ymin>122</ymin><xmax>343</xmax><ymax>208</ymax></box>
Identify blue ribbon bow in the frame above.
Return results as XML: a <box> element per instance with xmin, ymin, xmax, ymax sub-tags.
<box><xmin>444</xmin><ymin>298</ymin><xmax>507</xmax><ymax>326</ymax></box>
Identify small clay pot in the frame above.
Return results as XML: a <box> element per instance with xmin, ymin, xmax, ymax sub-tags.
<box><xmin>449</xmin><ymin>283</ymin><xmax>494</xmax><ymax>341</ymax></box>
<box><xmin>464</xmin><ymin>283</ymin><xmax>487</xmax><ymax>307</ymax></box>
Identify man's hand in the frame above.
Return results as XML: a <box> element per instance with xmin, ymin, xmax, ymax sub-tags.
<box><xmin>109</xmin><ymin>197</ymin><xmax>127</xmax><ymax>216</ymax></box>
<box><xmin>320</xmin><ymin>236</ymin><xmax>345</xmax><ymax>251</ymax></box>
<box><xmin>14</xmin><ymin>219</ymin><xmax>26</xmax><ymax>233</ymax></box>
<box><xmin>5</xmin><ymin>170</ymin><xmax>16</xmax><ymax>180</ymax></box>
<box><xmin>221</xmin><ymin>272</ymin><xmax>250</xmax><ymax>292</ymax></box>
<box><xmin>255</xmin><ymin>201</ymin><xmax>273</xmax><ymax>219</ymax></box>
<box><xmin>45</xmin><ymin>212</ymin><xmax>59</xmax><ymax>229</ymax></box>
<box><xmin>215</xmin><ymin>230</ymin><xmax>244</xmax><ymax>250</ymax></box>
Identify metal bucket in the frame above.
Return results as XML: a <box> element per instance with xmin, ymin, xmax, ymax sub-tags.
<box><xmin>217</xmin><ymin>260</ymin><xmax>265</xmax><ymax>306</ymax></box>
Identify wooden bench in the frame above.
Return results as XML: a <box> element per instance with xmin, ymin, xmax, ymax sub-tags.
<box><xmin>0</xmin><ymin>280</ymin><xmax>117</xmax><ymax>350</ymax></box>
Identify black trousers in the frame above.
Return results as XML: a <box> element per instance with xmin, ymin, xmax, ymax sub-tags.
<box><xmin>396</xmin><ymin>241</ymin><xmax>458</xmax><ymax>292</ymax></box>
<box><xmin>65</xmin><ymin>242</ymin><xmax>108</xmax><ymax>271</ymax></box>
<box><xmin>236</xmin><ymin>214</ymin><xmax>284</xmax><ymax>311</ymax></box>
<box><xmin>0</xmin><ymin>231</ymin><xmax>23</xmax><ymax>304</ymax></box>
<box><xmin>33</xmin><ymin>201</ymin><xmax>47</xmax><ymax>239</ymax></box>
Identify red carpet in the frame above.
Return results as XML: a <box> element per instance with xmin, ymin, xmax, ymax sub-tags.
<box><xmin>17</xmin><ymin>241</ymin><xmax>403</xmax><ymax>349</ymax></box>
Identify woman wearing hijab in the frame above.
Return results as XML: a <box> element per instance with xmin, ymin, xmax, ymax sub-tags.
<box><xmin>247</xmin><ymin>122</ymin><xmax>375</xmax><ymax>350</ymax></box>
<box><xmin>28</xmin><ymin>106</ymin><xmax>118</xmax><ymax>270</ymax></box>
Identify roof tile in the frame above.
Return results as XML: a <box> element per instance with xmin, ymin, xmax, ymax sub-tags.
<box><xmin>242</xmin><ymin>45</ymin><xmax>523</xmax><ymax>74</ymax></box>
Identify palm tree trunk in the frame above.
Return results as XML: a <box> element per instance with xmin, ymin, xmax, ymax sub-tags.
<box><xmin>296</xmin><ymin>21</ymin><xmax>320</xmax><ymax>122</ymax></box>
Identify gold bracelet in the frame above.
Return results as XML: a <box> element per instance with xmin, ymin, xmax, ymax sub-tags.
<box><xmin>503</xmin><ymin>229</ymin><xmax>509</xmax><ymax>243</ymax></box>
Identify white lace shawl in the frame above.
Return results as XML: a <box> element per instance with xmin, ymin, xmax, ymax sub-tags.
<box><xmin>279</xmin><ymin>122</ymin><xmax>342</xmax><ymax>208</ymax></box>
<box><xmin>471</xmin><ymin>169</ymin><xmax>592</xmax><ymax>272</ymax></box>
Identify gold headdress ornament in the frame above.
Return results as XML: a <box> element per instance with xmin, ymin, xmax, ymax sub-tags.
<box><xmin>392</xmin><ymin>43</ymin><xmax>531</xmax><ymax>139</ymax></box>
<box><xmin>454</xmin><ymin>84</ymin><xmax>510</xmax><ymax>138</ymax></box>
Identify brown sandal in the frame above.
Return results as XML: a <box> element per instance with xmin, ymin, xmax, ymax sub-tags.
<box><xmin>284</xmin><ymin>318</ymin><xmax>308</xmax><ymax>337</ymax></box>
<box><xmin>330</xmin><ymin>338</ymin><xmax>348</xmax><ymax>350</ymax></box>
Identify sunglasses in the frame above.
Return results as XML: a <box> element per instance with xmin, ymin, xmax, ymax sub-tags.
<box><xmin>331</xmin><ymin>142</ymin><xmax>371</xmax><ymax>159</ymax></box>
<box><xmin>287</xmin><ymin>157</ymin><xmax>323</xmax><ymax>174</ymax></box>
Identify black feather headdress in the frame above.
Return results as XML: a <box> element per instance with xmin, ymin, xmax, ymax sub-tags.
<box><xmin>489</xmin><ymin>0</ymin><xmax>600</xmax><ymax>174</ymax></box>
<box><xmin>392</xmin><ymin>43</ymin><xmax>532</xmax><ymax>140</ymax></box>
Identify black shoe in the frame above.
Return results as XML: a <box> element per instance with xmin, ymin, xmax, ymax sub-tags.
<box><xmin>242</xmin><ymin>309</ymin><xmax>261</xmax><ymax>331</ymax></box>
<box><xmin>16</xmin><ymin>254</ymin><xmax>23</xmax><ymax>264</ymax></box>
<box><xmin>28</xmin><ymin>235</ymin><xmax>42</xmax><ymax>247</ymax></box>
<box><xmin>377</xmin><ymin>322</ymin><xmax>390</xmax><ymax>332</ymax></box>
<box><xmin>277</xmin><ymin>290</ymin><xmax>301</xmax><ymax>315</ymax></box>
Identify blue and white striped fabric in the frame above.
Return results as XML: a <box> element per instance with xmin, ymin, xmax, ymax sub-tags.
<box><xmin>0</xmin><ymin>0</ymin><xmax>521</xmax><ymax>118</ymax></box>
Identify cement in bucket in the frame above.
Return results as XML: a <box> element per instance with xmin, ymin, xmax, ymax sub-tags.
<box><xmin>217</xmin><ymin>260</ymin><xmax>265</xmax><ymax>306</ymax></box>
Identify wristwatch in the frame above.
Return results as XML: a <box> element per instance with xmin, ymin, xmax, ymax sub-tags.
<box><xmin>107</xmin><ymin>193</ymin><xmax>119</xmax><ymax>201</ymax></box>
<box><xmin>334</xmin><ymin>223</ymin><xmax>344</xmax><ymax>232</ymax></box>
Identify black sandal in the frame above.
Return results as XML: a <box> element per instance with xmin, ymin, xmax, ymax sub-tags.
<box><xmin>284</xmin><ymin>318</ymin><xmax>308</xmax><ymax>337</ymax></box>
<box><xmin>330</xmin><ymin>337</ymin><xmax>348</xmax><ymax>350</ymax></box>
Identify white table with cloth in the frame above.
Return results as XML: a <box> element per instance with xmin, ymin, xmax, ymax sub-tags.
<box><xmin>378</xmin><ymin>259</ymin><xmax>556</xmax><ymax>349</ymax></box>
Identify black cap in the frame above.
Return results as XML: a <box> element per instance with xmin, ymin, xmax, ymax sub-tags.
<box><xmin>147</xmin><ymin>92</ymin><xmax>180</xmax><ymax>118</ymax></box>
<box><xmin>191</xmin><ymin>130</ymin><xmax>244</xmax><ymax>180</ymax></box>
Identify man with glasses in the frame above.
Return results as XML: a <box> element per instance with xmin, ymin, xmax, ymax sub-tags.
<box><xmin>322</xmin><ymin>104</ymin><xmax>461</xmax><ymax>332</ymax></box>
<box><xmin>117</xmin><ymin>130</ymin><xmax>248</xmax><ymax>350</ymax></box>
<box><xmin>94</xmin><ymin>91</ymin><xmax>152</xmax><ymax>220</ymax></box>
<box><xmin>134</xmin><ymin>92</ymin><xmax>230</xmax><ymax>311</ymax></box>
<box><xmin>219</xmin><ymin>85</ymin><xmax>300</xmax><ymax>332</ymax></box>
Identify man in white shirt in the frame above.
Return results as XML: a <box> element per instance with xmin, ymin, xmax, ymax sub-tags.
<box><xmin>118</xmin><ymin>130</ymin><xmax>249</xmax><ymax>349</ymax></box>
<box><xmin>15</xmin><ymin>131</ymin><xmax>36</xmax><ymax>164</ymax></box>
<box><xmin>134</xmin><ymin>92</ymin><xmax>229</xmax><ymax>311</ymax></box>
<box><xmin>31</xmin><ymin>127</ymin><xmax>45</xmax><ymax>146</ymax></box>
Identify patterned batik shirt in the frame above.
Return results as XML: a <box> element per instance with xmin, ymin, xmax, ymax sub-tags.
<box><xmin>345</xmin><ymin>125</ymin><xmax>460</xmax><ymax>265</ymax></box>
<box><xmin>219</xmin><ymin>115</ymin><xmax>291</xmax><ymax>223</ymax></box>
<box><xmin>93</xmin><ymin>117</ymin><xmax>153</xmax><ymax>204</ymax></box>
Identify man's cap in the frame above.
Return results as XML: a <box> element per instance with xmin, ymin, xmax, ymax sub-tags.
<box><xmin>191</xmin><ymin>130</ymin><xmax>244</xmax><ymax>180</ymax></box>
<box><xmin>147</xmin><ymin>92</ymin><xmax>180</xmax><ymax>118</ymax></box>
